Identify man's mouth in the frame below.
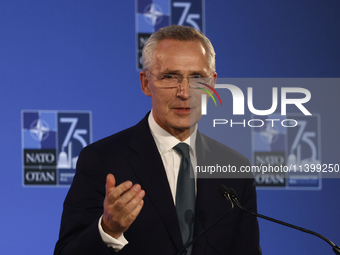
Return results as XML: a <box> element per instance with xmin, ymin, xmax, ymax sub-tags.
<box><xmin>173</xmin><ymin>107</ymin><xmax>191</xmax><ymax>112</ymax></box>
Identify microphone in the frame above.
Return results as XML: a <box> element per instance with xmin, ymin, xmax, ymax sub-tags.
<box><xmin>176</xmin><ymin>188</ymin><xmax>234</xmax><ymax>255</ymax></box>
<box><xmin>218</xmin><ymin>185</ymin><xmax>340</xmax><ymax>255</ymax></box>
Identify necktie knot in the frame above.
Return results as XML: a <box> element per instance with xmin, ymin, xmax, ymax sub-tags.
<box><xmin>173</xmin><ymin>143</ymin><xmax>190</xmax><ymax>159</ymax></box>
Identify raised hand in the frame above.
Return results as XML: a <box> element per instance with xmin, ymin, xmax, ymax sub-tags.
<box><xmin>101</xmin><ymin>174</ymin><xmax>145</xmax><ymax>238</ymax></box>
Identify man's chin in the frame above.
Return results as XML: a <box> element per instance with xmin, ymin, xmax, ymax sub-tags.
<box><xmin>173</xmin><ymin>116</ymin><xmax>200</xmax><ymax>128</ymax></box>
<box><xmin>190</xmin><ymin>111</ymin><xmax>202</xmax><ymax>126</ymax></box>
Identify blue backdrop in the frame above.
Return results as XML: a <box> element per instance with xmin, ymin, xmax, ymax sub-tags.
<box><xmin>0</xmin><ymin>1</ymin><xmax>339</xmax><ymax>254</ymax></box>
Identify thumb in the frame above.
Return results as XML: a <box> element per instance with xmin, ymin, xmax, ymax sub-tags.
<box><xmin>105</xmin><ymin>174</ymin><xmax>116</xmax><ymax>195</ymax></box>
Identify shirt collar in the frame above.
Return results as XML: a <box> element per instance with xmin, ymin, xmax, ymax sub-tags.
<box><xmin>148</xmin><ymin>110</ymin><xmax>197</xmax><ymax>157</ymax></box>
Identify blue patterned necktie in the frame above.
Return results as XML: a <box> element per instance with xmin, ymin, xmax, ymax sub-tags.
<box><xmin>173</xmin><ymin>143</ymin><xmax>196</xmax><ymax>255</ymax></box>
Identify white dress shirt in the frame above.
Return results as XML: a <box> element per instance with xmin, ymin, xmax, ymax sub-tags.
<box><xmin>99</xmin><ymin>111</ymin><xmax>197</xmax><ymax>250</ymax></box>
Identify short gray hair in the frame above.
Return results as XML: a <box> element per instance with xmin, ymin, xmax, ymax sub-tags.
<box><xmin>142</xmin><ymin>25</ymin><xmax>216</xmax><ymax>72</ymax></box>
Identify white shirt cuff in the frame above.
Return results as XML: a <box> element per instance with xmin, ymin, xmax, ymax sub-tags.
<box><xmin>98</xmin><ymin>215</ymin><xmax>129</xmax><ymax>251</ymax></box>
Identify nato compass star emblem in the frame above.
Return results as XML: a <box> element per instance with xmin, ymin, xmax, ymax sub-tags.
<box><xmin>143</xmin><ymin>3</ymin><xmax>163</xmax><ymax>26</ymax></box>
<box><xmin>259</xmin><ymin>122</ymin><xmax>279</xmax><ymax>145</ymax></box>
<box><xmin>29</xmin><ymin>119</ymin><xmax>50</xmax><ymax>142</ymax></box>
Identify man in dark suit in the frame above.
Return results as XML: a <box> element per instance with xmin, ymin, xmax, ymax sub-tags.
<box><xmin>54</xmin><ymin>25</ymin><xmax>261</xmax><ymax>255</ymax></box>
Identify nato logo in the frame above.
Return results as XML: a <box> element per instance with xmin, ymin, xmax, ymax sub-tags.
<box><xmin>22</xmin><ymin>110</ymin><xmax>92</xmax><ymax>186</ymax></box>
<box><xmin>136</xmin><ymin>0</ymin><xmax>205</xmax><ymax>69</ymax></box>
<box><xmin>252</xmin><ymin>113</ymin><xmax>287</xmax><ymax>188</ymax></box>
<box><xmin>252</xmin><ymin>113</ymin><xmax>321</xmax><ymax>189</ymax></box>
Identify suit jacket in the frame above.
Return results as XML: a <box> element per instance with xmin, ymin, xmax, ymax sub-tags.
<box><xmin>54</xmin><ymin>113</ymin><xmax>261</xmax><ymax>255</ymax></box>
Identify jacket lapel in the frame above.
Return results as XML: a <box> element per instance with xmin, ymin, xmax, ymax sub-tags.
<box><xmin>125</xmin><ymin>116</ymin><xmax>225</xmax><ymax>253</ymax></box>
<box><xmin>192</xmin><ymin>132</ymin><xmax>225</xmax><ymax>254</ymax></box>
<box><xmin>127</xmin><ymin>114</ymin><xmax>183</xmax><ymax>251</ymax></box>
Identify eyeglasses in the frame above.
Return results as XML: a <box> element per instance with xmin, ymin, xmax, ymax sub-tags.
<box><xmin>146</xmin><ymin>70</ymin><xmax>214</xmax><ymax>89</ymax></box>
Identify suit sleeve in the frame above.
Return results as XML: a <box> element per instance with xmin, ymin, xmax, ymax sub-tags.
<box><xmin>54</xmin><ymin>146</ymin><xmax>116</xmax><ymax>255</ymax></box>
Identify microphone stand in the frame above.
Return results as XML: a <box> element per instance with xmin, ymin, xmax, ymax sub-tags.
<box><xmin>177</xmin><ymin>193</ymin><xmax>234</xmax><ymax>255</ymax></box>
<box><xmin>219</xmin><ymin>185</ymin><xmax>340</xmax><ymax>255</ymax></box>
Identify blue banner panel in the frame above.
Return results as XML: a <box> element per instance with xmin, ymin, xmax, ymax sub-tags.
<box><xmin>22</xmin><ymin>110</ymin><xmax>92</xmax><ymax>186</ymax></box>
<box><xmin>135</xmin><ymin>0</ymin><xmax>204</xmax><ymax>69</ymax></box>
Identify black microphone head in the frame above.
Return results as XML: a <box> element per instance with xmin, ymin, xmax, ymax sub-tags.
<box><xmin>218</xmin><ymin>185</ymin><xmax>230</xmax><ymax>199</ymax></box>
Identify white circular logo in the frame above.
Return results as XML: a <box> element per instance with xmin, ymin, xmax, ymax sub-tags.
<box><xmin>29</xmin><ymin>119</ymin><xmax>50</xmax><ymax>142</ymax></box>
<box><xmin>259</xmin><ymin>122</ymin><xmax>280</xmax><ymax>145</ymax></box>
<box><xmin>143</xmin><ymin>3</ymin><xmax>163</xmax><ymax>26</ymax></box>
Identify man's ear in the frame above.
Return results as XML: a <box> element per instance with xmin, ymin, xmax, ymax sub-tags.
<box><xmin>140</xmin><ymin>71</ymin><xmax>151</xmax><ymax>97</ymax></box>
<box><xmin>212</xmin><ymin>72</ymin><xmax>217</xmax><ymax>88</ymax></box>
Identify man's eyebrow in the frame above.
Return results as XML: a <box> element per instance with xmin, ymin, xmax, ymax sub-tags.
<box><xmin>190</xmin><ymin>71</ymin><xmax>206</xmax><ymax>74</ymax></box>
<box><xmin>160</xmin><ymin>69</ymin><xmax>181</xmax><ymax>74</ymax></box>
<box><xmin>160</xmin><ymin>69</ymin><xmax>206</xmax><ymax>75</ymax></box>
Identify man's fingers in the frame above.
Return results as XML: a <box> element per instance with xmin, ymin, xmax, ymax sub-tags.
<box><xmin>121</xmin><ymin>189</ymin><xmax>145</xmax><ymax>214</ymax></box>
<box><xmin>118</xmin><ymin>190</ymin><xmax>145</xmax><ymax>229</ymax></box>
<box><xmin>105</xmin><ymin>174</ymin><xmax>116</xmax><ymax>194</ymax></box>
<box><xmin>124</xmin><ymin>194</ymin><xmax>145</xmax><ymax>225</ymax></box>
<box><xmin>102</xmin><ymin>181</ymin><xmax>145</xmax><ymax>238</ymax></box>
<box><xmin>106</xmin><ymin>179</ymin><xmax>133</xmax><ymax>204</ymax></box>
<box><xmin>110</xmin><ymin>184</ymin><xmax>141</xmax><ymax>210</ymax></box>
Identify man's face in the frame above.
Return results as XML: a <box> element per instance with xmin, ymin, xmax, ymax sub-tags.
<box><xmin>140</xmin><ymin>39</ymin><xmax>217</xmax><ymax>141</ymax></box>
